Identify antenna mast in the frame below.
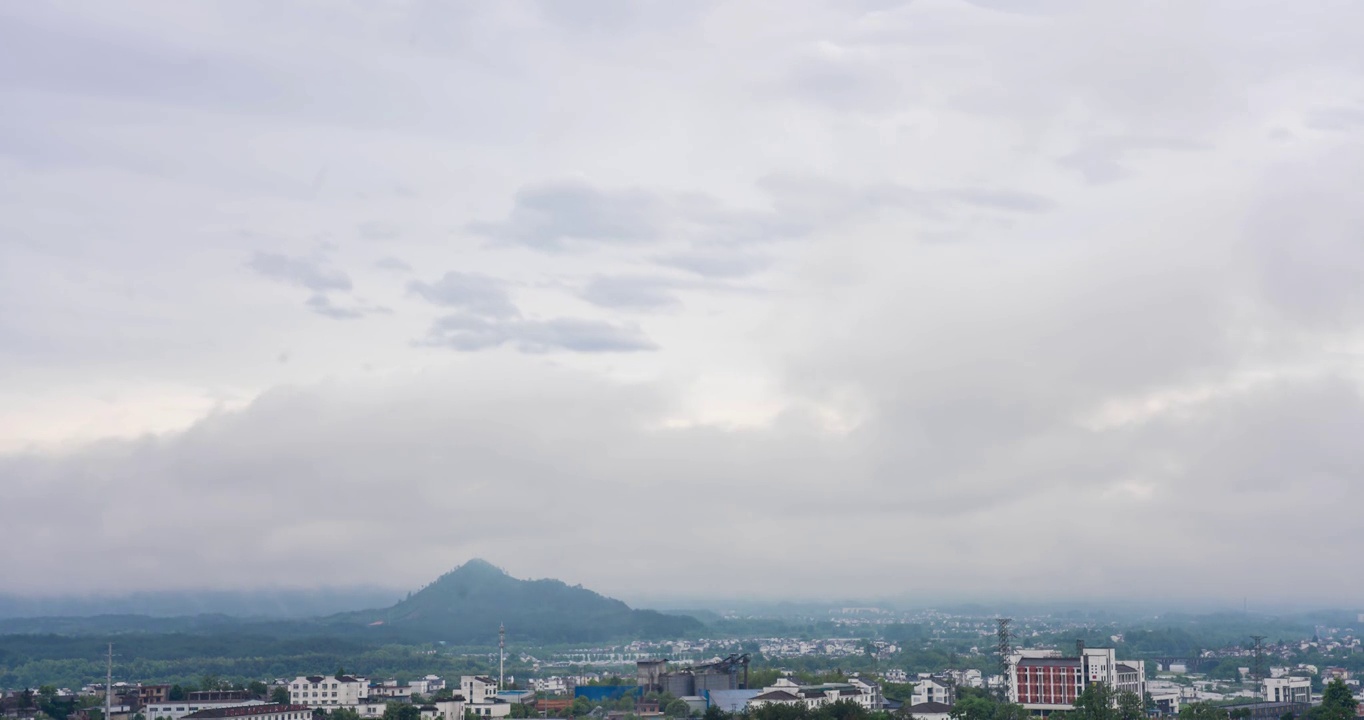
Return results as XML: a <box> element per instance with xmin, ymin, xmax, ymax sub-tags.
<box><xmin>499</xmin><ymin>623</ymin><xmax>506</xmax><ymax>691</ymax></box>
<box><xmin>1250</xmin><ymin>635</ymin><xmax>1267</xmax><ymax>683</ymax></box>
<box><xmin>106</xmin><ymin>644</ymin><xmax>113</xmax><ymax>720</ymax></box>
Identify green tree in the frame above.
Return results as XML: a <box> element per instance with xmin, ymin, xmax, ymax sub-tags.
<box><xmin>1229</xmin><ymin>710</ymin><xmax>1251</xmax><ymax>720</ymax></box>
<box><xmin>702</xmin><ymin>705</ymin><xmax>730</xmax><ymax>720</ymax></box>
<box><xmin>331</xmin><ymin>710</ymin><xmax>362</xmax><ymax>720</ymax></box>
<box><xmin>1178</xmin><ymin>702</ymin><xmax>1229</xmax><ymax>720</ymax></box>
<box><xmin>509</xmin><ymin>704</ymin><xmax>534</xmax><ymax>719</ymax></box>
<box><xmin>248</xmin><ymin>682</ymin><xmax>269</xmax><ymax>700</ymax></box>
<box><xmin>665</xmin><ymin>701</ymin><xmax>691</xmax><ymax>718</ymax></box>
<box><xmin>949</xmin><ymin>696</ymin><xmax>997</xmax><ymax>720</ymax></box>
<box><xmin>168</xmin><ymin>687</ymin><xmax>187</xmax><ymax>702</ymax></box>
<box><xmin>433</xmin><ymin>690</ymin><xmax>456</xmax><ymax>702</ymax></box>
<box><xmin>200</xmin><ymin>675</ymin><xmax>223</xmax><ymax>692</ymax></box>
<box><xmin>272</xmin><ymin>688</ymin><xmax>292</xmax><ymax>705</ymax></box>
<box><xmin>1308</xmin><ymin>680</ymin><xmax>1358</xmax><ymax>720</ymax></box>
<box><xmin>1116</xmin><ymin>691</ymin><xmax>1144</xmax><ymax>720</ymax></box>
<box><xmin>1072</xmin><ymin>683</ymin><xmax>1117</xmax><ymax>720</ymax></box>
<box><xmin>382</xmin><ymin>704</ymin><xmax>422</xmax><ymax>720</ymax></box>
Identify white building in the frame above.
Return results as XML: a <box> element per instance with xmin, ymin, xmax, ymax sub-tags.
<box><xmin>911</xmin><ymin>677</ymin><xmax>955</xmax><ymax>706</ymax></box>
<box><xmin>288</xmin><ymin>675</ymin><xmax>369</xmax><ymax>708</ymax></box>
<box><xmin>748</xmin><ymin>679</ymin><xmax>881</xmax><ymax>712</ymax></box>
<box><xmin>903</xmin><ymin>702</ymin><xmax>953</xmax><ymax>720</ymax></box>
<box><xmin>1263</xmin><ymin>677</ymin><xmax>1312</xmax><ymax>704</ymax></box>
<box><xmin>461</xmin><ymin>677</ymin><xmax>509</xmax><ymax>718</ymax></box>
<box><xmin>409</xmin><ymin>677</ymin><xmax>445</xmax><ymax>696</ymax></box>
<box><xmin>181</xmin><ymin>705</ymin><xmax>311</xmax><ymax>720</ymax></box>
<box><xmin>419</xmin><ymin>699</ymin><xmax>465</xmax><ymax>720</ymax></box>
<box><xmin>145</xmin><ymin>700</ymin><xmax>265</xmax><ymax>720</ymax></box>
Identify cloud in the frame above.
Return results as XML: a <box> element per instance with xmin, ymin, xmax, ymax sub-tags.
<box><xmin>358</xmin><ymin>221</ymin><xmax>401</xmax><ymax>241</ymax></box>
<box><xmin>407</xmin><ymin>272</ymin><xmax>520</xmax><ymax>319</ymax></box>
<box><xmin>654</xmin><ymin>250</ymin><xmax>772</xmax><ymax>279</ymax></box>
<box><xmin>579</xmin><ymin>275</ymin><xmax>681</xmax><ymax>310</ymax></box>
<box><xmin>305</xmin><ymin>293</ymin><xmax>390</xmax><ymax>320</ymax></box>
<box><xmin>419</xmin><ymin>314</ymin><xmax>656</xmax><ymax>353</ymax></box>
<box><xmin>246</xmin><ymin>252</ymin><xmax>352</xmax><ymax>292</ymax></box>
<box><xmin>374</xmin><ymin>256</ymin><xmax>412</xmax><ymax>272</ymax></box>
<box><xmin>467</xmin><ymin>180</ymin><xmax>661</xmax><ymax>251</ymax></box>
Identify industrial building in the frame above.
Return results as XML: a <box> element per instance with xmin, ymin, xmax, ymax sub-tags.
<box><xmin>635</xmin><ymin>655</ymin><xmax>751</xmax><ymax>697</ymax></box>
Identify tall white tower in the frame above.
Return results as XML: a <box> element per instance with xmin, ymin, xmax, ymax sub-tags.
<box><xmin>498</xmin><ymin>623</ymin><xmax>506</xmax><ymax>691</ymax></box>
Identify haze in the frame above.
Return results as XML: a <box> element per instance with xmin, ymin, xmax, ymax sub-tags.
<box><xmin>2</xmin><ymin>1</ymin><xmax>1363</xmax><ymax>605</ymax></box>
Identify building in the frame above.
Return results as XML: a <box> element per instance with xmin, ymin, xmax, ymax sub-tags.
<box><xmin>747</xmin><ymin>679</ymin><xmax>880</xmax><ymax>712</ymax></box>
<box><xmin>144</xmin><ymin>699</ymin><xmax>264</xmax><ymax>720</ymax></box>
<box><xmin>287</xmin><ymin>676</ymin><xmax>369</xmax><ymax>708</ymax></box>
<box><xmin>903</xmin><ymin>702</ymin><xmax>953</xmax><ymax>720</ymax></box>
<box><xmin>418</xmin><ymin>699</ymin><xmax>465</xmax><ymax>720</ymax></box>
<box><xmin>181</xmin><ymin>705</ymin><xmax>311</xmax><ymax>720</ymax></box>
<box><xmin>462</xmin><ymin>678</ymin><xmax>509</xmax><ymax>718</ymax></box>
<box><xmin>138</xmin><ymin>686</ymin><xmax>172</xmax><ymax>706</ymax></box>
<box><xmin>1009</xmin><ymin>647</ymin><xmax>1146</xmax><ymax>713</ymax></box>
<box><xmin>911</xmin><ymin>677</ymin><xmax>956</xmax><ymax>707</ymax></box>
<box><xmin>1149</xmin><ymin>690</ymin><xmax>1181</xmax><ymax>715</ymax></box>
<box><xmin>1262</xmin><ymin>677</ymin><xmax>1311</xmax><ymax>705</ymax></box>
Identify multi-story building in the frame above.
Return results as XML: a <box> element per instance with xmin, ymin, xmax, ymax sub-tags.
<box><xmin>1262</xmin><ymin>677</ymin><xmax>1311</xmax><ymax>705</ymax></box>
<box><xmin>461</xmin><ymin>678</ymin><xmax>509</xmax><ymax>718</ymax></box>
<box><xmin>181</xmin><ymin>704</ymin><xmax>312</xmax><ymax>720</ymax></box>
<box><xmin>1009</xmin><ymin>647</ymin><xmax>1145</xmax><ymax>713</ymax></box>
<box><xmin>911</xmin><ymin>677</ymin><xmax>956</xmax><ymax>707</ymax></box>
<box><xmin>287</xmin><ymin>675</ymin><xmax>369</xmax><ymax>708</ymax></box>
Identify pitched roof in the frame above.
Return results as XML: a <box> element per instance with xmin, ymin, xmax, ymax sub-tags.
<box><xmin>908</xmin><ymin>702</ymin><xmax>954</xmax><ymax>714</ymax></box>
<box><xmin>183</xmin><ymin>705</ymin><xmax>310</xmax><ymax>720</ymax></box>
<box><xmin>752</xmin><ymin>691</ymin><xmax>800</xmax><ymax>702</ymax></box>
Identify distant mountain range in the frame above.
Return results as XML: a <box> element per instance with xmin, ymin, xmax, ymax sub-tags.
<box><xmin>0</xmin><ymin>559</ymin><xmax>702</xmax><ymax>644</ymax></box>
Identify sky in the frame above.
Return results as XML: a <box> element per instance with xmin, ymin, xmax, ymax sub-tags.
<box><xmin>2</xmin><ymin>0</ymin><xmax>1364</xmax><ymax>606</ymax></box>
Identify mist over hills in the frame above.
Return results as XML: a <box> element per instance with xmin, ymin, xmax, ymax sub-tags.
<box><xmin>0</xmin><ymin>587</ymin><xmax>403</xmax><ymax>621</ymax></box>
<box><xmin>0</xmin><ymin>559</ymin><xmax>702</xmax><ymax>644</ymax></box>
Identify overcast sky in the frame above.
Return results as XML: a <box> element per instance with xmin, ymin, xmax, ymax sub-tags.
<box><xmin>2</xmin><ymin>0</ymin><xmax>1363</xmax><ymax>607</ymax></box>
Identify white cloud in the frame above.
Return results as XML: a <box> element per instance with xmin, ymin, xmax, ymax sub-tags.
<box><xmin>1</xmin><ymin>0</ymin><xmax>1363</xmax><ymax>602</ymax></box>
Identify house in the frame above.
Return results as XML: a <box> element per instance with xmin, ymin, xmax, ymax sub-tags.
<box><xmin>418</xmin><ymin>699</ymin><xmax>465</xmax><ymax>720</ymax></box>
<box><xmin>747</xmin><ymin>679</ymin><xmax>881</xmax><ymax>712</ymax></box>
<box><xmin>181</xmin><ymin>705</ymin><xmax>312</xmax><ymax>720</ymax></box>
<box><xmin>904</xmin><ymin>701</ymin><xmax>953</xmax><ymax>720</ymax></box>
<box><xmin>287</xmin><ymin>676</ymin><xmax>369</xmax><ymax>709</ymax></box>
<box><xmin>911</xmin><ymin>677</ymin><xmax>955</xmax><ymax>707</ymax></box>
<box><xmin>462</xmin><ymin>678</ymin><xmax>509</xmax><ymax>718</ymax></box>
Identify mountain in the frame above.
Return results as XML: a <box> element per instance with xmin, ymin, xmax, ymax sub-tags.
<box><xmin>336</xmin><ymin>559</ymin><xmax>703</xmax><ymax>644</ymax></box>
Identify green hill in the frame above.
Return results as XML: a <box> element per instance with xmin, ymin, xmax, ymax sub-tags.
<box><xmin>339</xmin><ymin>559</ymin><xmax>703</xmax><ymax>644</ymax></box>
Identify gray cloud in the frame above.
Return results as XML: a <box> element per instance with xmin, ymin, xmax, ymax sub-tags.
<box><xmin>654</xmin><ymin>249</ymin><xmax>772</xmax><ymax>279</ymax></box>
<box><xmin>358</xmin><ymin>221</ymin><xmax>401</xmax><ymax>241</ymax></box>
<box><xmin>579</xmin><ymin>275</ymin><xmax>681</xmax><ymax>310</ymax></box>
<box><xmin>468</xmin><ymin>180</ymin><xmax>661</xmax><ymax>251</ymax></box>
<box><xmin>419</xmin><ymin>313</ymin><xmax>656</xmax><ymax>353</ymax></box>
<box><xmin>374</xmin><ymin>256</ymin><xmax>412</xmax><ymax>272</ymax></box>
<box><xmin>247</xmin><ymin>252</ymin><xmax>352</xmax><ymax>292</ymax></box>
<box><xmin>305</xmin><ymin>293</ymin><xmax>390</xmax><ymax>321</ymax></box>
<box><xmin>407</xmin><ymin>272</ymin><xmax>520</xmax><ymax>319</ymax></box>
<box><xmin>6</xmin><ymin>0</ymin><xmax>1364</xmax><ymax>602</ymax></box>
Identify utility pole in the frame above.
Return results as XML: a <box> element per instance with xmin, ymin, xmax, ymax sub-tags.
<box><xmin>996</xmin><ymin>618</ymin><xmax>1013</xmax><ymax>703</ymax></box>
<box><xmin>105</xmin><ymin>644</ymin><xmax>113</xmax><ymax>720</ymax></box>
<box><xmin>499</xmin><ymin>623</ymin><xmax>506</xmax><ymax>691</ymax></box>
